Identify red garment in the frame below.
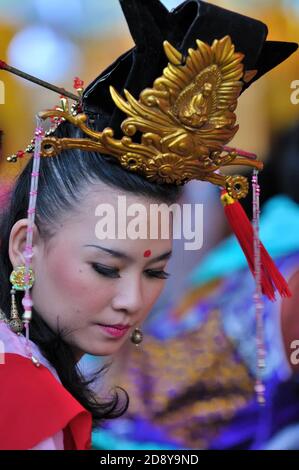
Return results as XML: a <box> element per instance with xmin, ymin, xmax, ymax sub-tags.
<box><xmin>0</xmin><ymin>353</ymin><xmax>92</xmax><ymax>450</ymax></box>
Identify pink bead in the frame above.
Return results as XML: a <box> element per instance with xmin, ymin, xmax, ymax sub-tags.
<box><xmin>35</xmin><ymin>127</ymin><xmax>44</xmax><ymax>137</ymax></box>
<box><xmin>254</xmin><ymin>382</ymin><xmax>265</xmax><ymax>394</ymax></box>
<box><xmin>258</xmin><ymin>358</ymin><xmax>266</xmax><ymax>368</ymax></box>
<box><xmin>23</xmin><ymin>310</ymin><xmax>32</xmax><ymax>321</ymax></box>
<box><xmin>22</xmin><ymin>297</ymin><xmax>33</xmax><ymax>308</ymax></box>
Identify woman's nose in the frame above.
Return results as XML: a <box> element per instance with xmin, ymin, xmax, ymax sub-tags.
<box><xmin>111</xmin><ymin>275</ymin><xmax>143</xmax><ymax>315</ymax></box>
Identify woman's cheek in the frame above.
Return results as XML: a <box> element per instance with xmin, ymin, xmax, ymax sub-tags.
<box><xmin>46</xmin><ymin>255</ymin><xmax>91</xmax><ymax>296</ymax></box>
<box><xmin>72</xmin><ymin>271</ymin><xmax>115</xmax><ymax>312</ymax></box>
<box><xmin>142</xmin><ymin>280</ymin><xmax>165</xmax><ymax>314</ymax></box>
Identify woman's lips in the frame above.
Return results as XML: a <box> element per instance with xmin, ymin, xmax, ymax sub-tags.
<box><xmin>97</xmin><ymin>323</ymin><xmax>130</xmax><ymax>338</ymax></box>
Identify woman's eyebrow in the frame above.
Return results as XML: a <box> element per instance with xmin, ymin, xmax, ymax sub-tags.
<box><xmin>83</xmin><ymin>244</ymin><xmax>133</xmax><ymax>261</ymax></box>
<box><xmin>146</xmin><ymin>250</ymin><xmax>172</xmax><ymax>265</ymax></box>
<box><xmin>83</xmin><ymin>244</ymin><xmax>172</xmax><ymax>264</ymax></box>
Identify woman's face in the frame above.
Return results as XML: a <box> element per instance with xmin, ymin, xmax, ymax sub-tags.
<box><xmin>9</xmin><ymin>184</ymin><xmax>173</xmax><ymax>358</ymax></box>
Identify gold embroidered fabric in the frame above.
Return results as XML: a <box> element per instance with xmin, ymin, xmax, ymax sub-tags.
<box><xmin>117</xmin><ymin>310</ymin><xmax>254</xmax><ymax>449</ymax></box>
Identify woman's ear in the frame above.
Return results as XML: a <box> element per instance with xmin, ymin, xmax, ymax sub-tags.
<box><xmin>8</xmin><ymin>219</ymin><xmax>40</xmax><ymax>269</ymax></box>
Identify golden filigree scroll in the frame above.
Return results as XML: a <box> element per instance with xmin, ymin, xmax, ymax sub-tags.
<box><xmin>39</xmin><ymin>35</ymin><xmax>263</xmax><ymax>199</ymax></box>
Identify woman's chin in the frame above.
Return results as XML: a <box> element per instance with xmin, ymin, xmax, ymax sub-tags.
<box><xmin>78</xmin><ymin>337</ymin><xmax>128</xmax><ymax>357</ymax></box>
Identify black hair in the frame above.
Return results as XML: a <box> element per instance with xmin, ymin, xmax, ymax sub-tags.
<box><xmin>0</xmin><ymin>122</ymin><xmax>182</xmax><ymax>427</ymax></box>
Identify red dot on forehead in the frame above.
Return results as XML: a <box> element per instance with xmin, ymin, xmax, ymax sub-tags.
<box><xmin>143</xmin><ymin>250</ymin><xmax>152</xmax><ymax>258</ymax></box>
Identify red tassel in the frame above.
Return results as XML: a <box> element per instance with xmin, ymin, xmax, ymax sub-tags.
<box><xmin>221</xmin><ymin>191</ymin><xmax>291</xmax><ymax>301</ymax></box>
<box><xmin>0</xmin><ymin>59</ymin><xmax>8</xmax><ymax>70</ymax></box>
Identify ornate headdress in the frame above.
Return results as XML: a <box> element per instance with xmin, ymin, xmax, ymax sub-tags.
<box><xmin>39</xmin><ymin>35</ymin><xmax>258</xmax><ymax>198</ymax></box>
<box><xmin>0</xmin><ymin>0</ymin><xmax>297</xmax><ymax>394</ymax></box>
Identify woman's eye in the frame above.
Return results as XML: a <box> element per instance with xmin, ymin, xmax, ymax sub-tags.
<box><xmin>92</xmin><ymin>263</ymin><xmax>120</xmax><ymax>278</ymax></box>
<box><xmin>145</xmin><ymin>269</ymin><xmax>170</xmax><ymax>280</ymax></box>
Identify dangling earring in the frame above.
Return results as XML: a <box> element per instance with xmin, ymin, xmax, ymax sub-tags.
<box><xmin>130</xmin><ymin>327</ymin><xmax>143</xmax><ymax>346</ymax></box>
<box><xmin>9</xmin><ymin>266</ymin><xmax>35</xmax><ymax>334</ymax></box>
